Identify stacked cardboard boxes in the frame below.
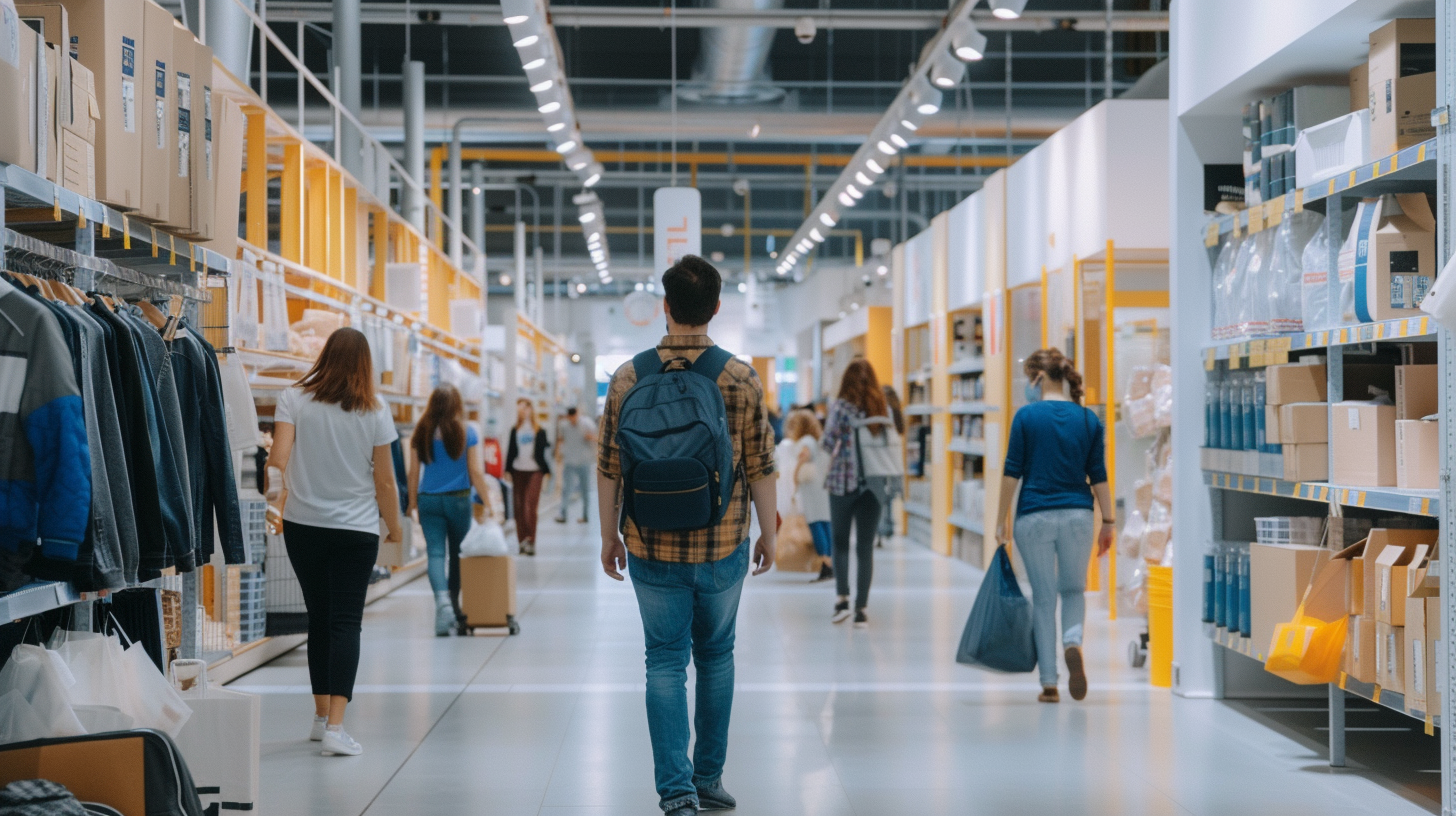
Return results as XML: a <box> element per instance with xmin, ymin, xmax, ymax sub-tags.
<box><xmin>1264</xmin><ymin>363</ymin><xmax>1328</xmax><ymax>482</ymax></box>
<box><xmin>1334</xmin><ymin>528</ymin><xmax>1438</xmax><ymax>692</ymax></box>
<box><xmin>1393</xmin><ymin>363</ymin><xmax>1438</xmax><ymax>489</ymax></box>
<box><xmin>1367</xmin><ymin>18</ymin><xmax>1435</xmax><ymax>157</ymax></box>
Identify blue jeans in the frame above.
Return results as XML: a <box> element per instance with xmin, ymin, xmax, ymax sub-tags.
<box><xmin>628</xmin><ymin>541</ymin><xmax>750</xmax><ymax>813</ymax></box>
<box><xmin>1013</xmin><ymin>507</ymin><xmax>1095</xmax><ymax>687</ymax></box>
<box><xmin>418</xmin><ymin>492</ymin><xmax>472</xmax><ymax>610</ymax></box>
<box><xmin>556</xmin><ymin>463</ymin><xmax>593</xmax><ymax>520</ymax></box>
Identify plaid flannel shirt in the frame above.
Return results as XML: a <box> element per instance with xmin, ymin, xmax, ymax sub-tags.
<box><xmin>598</xmin><ymin>335</ymin><xmax>776</xmax><ymax>563</ymax></box>
<box><xmin>821</xmin><ymin>399</ymin><xmax>866</xmax><ymax>496</ymax></box>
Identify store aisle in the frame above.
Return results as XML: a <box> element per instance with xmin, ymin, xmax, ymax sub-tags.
<box><xmin>231</xmin><ymin>522</ymin><xmax>1436</xmax><ymax>816</ymax></box>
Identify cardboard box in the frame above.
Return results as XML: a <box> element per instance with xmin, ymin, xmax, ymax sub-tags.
<box><xmin>1376</xmin><ymin>620</ymin><xmax>1405</xmax><ymax>694</ymax></box>
<box><xmin>166</xmin><ymin>20</ymin><xmax>194</xmax><ymax>231</ymax></box>
<box><xmin>1405</xmin><ymin>571</ymin><xmax>1441</xmax><ymax>715</ymax></box>
<box><xmin>1340</xmin><ymin>528</ymin><xmax>1438</xmax><ymax>615</ymax></box>
<box><xmin>460</xmin><ymin>554</ymin><xmax>517</xmax><ymax>627</ymax></box>
<box><xmin>61</xmin><ymin>0</ymin><xmax>144</xmax><ymax>209</ymax></box>
<box><xmin>1368</xmin><ymin>18</ymin><xmax>1436</xmax><ymax>156</ymax></box>
<box><xmin>37</xmin><ymin>40</ymin><xmax>55</xmax><ymax>180</ymax></box>
<box><xmin>57</xmin><ymin>54</ymin><xmax>96</xmax><ymax>197</ymax></box>
<box><xmin>1396</xmin><ymin>418</ymin><xmax>1439</xmax><ymax>490</ymax></box>
<box><xmin>0</xmin><ymin>734</ymin><xmax>148</xmax><ymax>815</ymax></box>
<box><xmin>20</xmin><ymin>3</ymin><xmax>68</xmax><ymax>182</ymax></box>
<box><xmin>1278</xmin><ymin>403</ymin><xmax>1328</xmax><ymax>444</ymax></box>
<box><xmin>203</xmin><ymin>92</ymin><xmax>242</xmax><ymax>258</ymax></box>
<box><xmin>0</xmin><ymin>13</ymin><xmax>40</xmax><ymax>174</ymax></box>
<box><xmin>137</xmin><ymin>0</ymin><xmax>169</xmax><ymax>222</ymax></box>
<box><xmin>1330</xmin><ymin>401</ymin><xmax>1397</xmax><ymax>486</ymax></box>
<box><xmin>1249</xmin><ymin>543</ymin><xmax>1326</xmax><ymax>656</ymax></box>
<box><xmin>1282</xmin><ymin>443</ymin><xmax>1328</xmax><ymax>482</ymax></box>
<box><xmin>1266</xmin><ymin>363</ymin><xmax>1327</xmax><ymax>405</ymax></box>
<box><xmin>1345</xmin><ymin>613</ymin><xmax>1378</xmax><ymax>683</ymax></box>
<box><xmin>1394</xmin><ymin>364</ymin><xmax>1437</xmax><ymax>419</ymax></box>
<box><xmin>1375</xmin><ymin>542</ymin><xmax>1428</xmax><ymax>625</ymax></box>
<box><xmin>187</xmin><ymin>33</ymin><xmax>214</xmax><ymax>240</ymax></box>
<box><xmin>1264</xmin><ymin>404</ymin><xmax>1281</xmax><ymax>446</ymax></box>
<box><xmin>1349</xmin><ymin>61</ymin><xmax>1368</xmax><ymax>115</ymax></box>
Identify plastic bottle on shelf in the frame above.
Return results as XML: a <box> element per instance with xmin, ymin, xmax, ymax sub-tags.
<box><xmin>1202</xmin><ymin>545</ymin><xmax>1216</xmax><ymax>624</ymax></box>
<box><xmin>1226</xmin><ymin>376</ymin><xmax>1243</xmax><ymax>451</ymax></box>
<box><xmin>1239</xmin><ymin>544</ymin><xmax>1252</xmax><ymax>638</ymax></box>
<box><xmin>1205</xmin><ymin>375</ymin><xmax>1220</xmax><ymax>449</ymax></box>
<box><xmin>1213</xmin><ymin>543</ymin><xmax>1228</xmax><ymax>629</ymax></box>
<box><xmin>1226</xmin><ymin>542</ymin><xmax>1241</xmax><ymax>634</ymax></box>
<box><xmin>1240</xmin><ymin>373</ymin><xmax>1257</xmax><ymax>452</ymax></box>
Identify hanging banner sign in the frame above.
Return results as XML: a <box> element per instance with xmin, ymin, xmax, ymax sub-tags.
<box><xmin>654</xmin><ymin>187</ymin><xmax>702</xmax><ymax>274</ymax></box>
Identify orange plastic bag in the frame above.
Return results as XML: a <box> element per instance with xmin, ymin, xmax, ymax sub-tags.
<box><xmin>1263</xmin><ymin>550</ymin><xmax>1349</xmax><ymax>684</ymax></box>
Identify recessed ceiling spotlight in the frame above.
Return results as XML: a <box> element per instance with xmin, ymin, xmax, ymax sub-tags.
<box><xmin>866</xmin><ymin>159</ymin><xmax>885</xmax><ymax>174</ymax></box>
<box><xmin>901</xmin><ymin>119</ymin><xmax>919</xmax><ymax>132</ymax></box>
<box><xmin>538</xmin><ymin>101</ymin><xmax>561</xmax><ymax>114</ymax></box>
<box><xmin>877</xmin><ymin>141</ymin><xmax>897</xmax><ymax>156</ymax></box>
<box><xmin>889</xmin><ymin>133</ymin><xmax>909</xmax><ymax>149</ymax></box>
<box><xmin>855</xmin><ymin>171</ymin><xmax>874</xmax><ymax>186</ymax></box>
<box><xmin>809</xmin><ymin>228</ymin><xmax>825</xmax><ymax>243</ymax></box>
<box><xmin>578</xmin><ymin>211</ymin><xmax>597</xmax><ymax>224</ymax></box>
<box><xmin>846</xmin><ymin>184</ymin><xmax>863</xmax><ymax>199</ymax></box>
<box><xmin>555</xmin><ymin>140</ymin><xmax>578</xmax><ymax>154</ymax></box>
<box><xmin>546</xmin><ymin>121</ymin><xmax>566</xmax><ymax>132</ymax></box>
<box><xmin>838</xmin><ymin>192</ymin><xmax>854</xmax><ymax>207</ymax></box>
<box><xmin>513</xmin><ymin>34</ymin><xmax>539</xmax><ymax>48</ymax></box>
<box><xmin>523</xmin><ymin>57</ymin><xmax>547</xmax><ymax>70</ymax></box>
<box><xmin>530</xmin><ymin>79</ymin><xmax>554</xmax><ymax>93</ymax></box>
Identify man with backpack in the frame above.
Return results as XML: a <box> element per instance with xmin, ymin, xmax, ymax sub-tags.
<box><xmin>596</xmin><ymin>255</ymin><xmax>777</xmax><ymax>816</ymax></box>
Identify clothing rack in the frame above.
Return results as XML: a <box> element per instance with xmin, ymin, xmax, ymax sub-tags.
<box><xmin>3</xmin><ymin>229</ymin><xmax>210</xmax><ymax>303</ymax></box>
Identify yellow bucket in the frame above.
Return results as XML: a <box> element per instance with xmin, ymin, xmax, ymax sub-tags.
<box><xmin>1146</xmin><ymin>566</ymin><xmax>1173</xmax><ymax>688</ymax></box>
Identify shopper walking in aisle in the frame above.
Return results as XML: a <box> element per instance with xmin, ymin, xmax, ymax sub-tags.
<box><xmin>407</xmin><ymin>384</ymin><xmax>493</xmax><ymax>637</ymax></box>
<box><xmin>873</xmin><ymin>385</ymin><xmax>907</xmax><ymax>548</ymax></box>
<box><xmin>553</xmin><ymin>407</ymin><xmax>597</xmax><ymax>524</ymax></box>
<box><xmin>506</xmin><ymin>398</ymin><xmax>550</xmax><ymax>555</ymax></box>
<box><xmin>787</xmin><ymin>409</ymin><xmax>834</xmax><ymax>582</ymax></box>
<box><xmin>597</xmin><ymin>255</ymin><xmax>777</xmax><ymax>816</ymax></box>
<box><xmin>822</xmin><ymin>360</ymin><xmax>896</xmax><ymax>628</ymax></box>
<box><xmin>993</xmin><ymin>348</ymin><xmax>1114</xmax><ymax>704</ymax></box>
<box><xmin>265</xmin><ymin>328</ymin><xmax>403</xmax><ymax>757</ymax></box>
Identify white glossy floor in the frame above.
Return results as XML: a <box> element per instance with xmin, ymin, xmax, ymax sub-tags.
<box><xmin>230</xmin><ymin>519</ymin><xmax>1438</xmax><ymax>816</ymax></box>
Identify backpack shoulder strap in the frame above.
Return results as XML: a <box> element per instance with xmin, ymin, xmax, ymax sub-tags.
<box><xmin>631</xmin><ymin>349</ymin><xmax>664</xmax><ymax>382</ymax></box>
<box><xmin>690</xmin><ymin>346</ymin><xmax>733</xmax><ymax>383</ymax></box>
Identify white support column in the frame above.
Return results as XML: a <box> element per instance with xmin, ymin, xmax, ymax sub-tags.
<box><xmin>470</xmin><ymin>163</ymin><xmax>486</xmax><ymax>278</ymax></box>
<box><xmin>202</xmin><ymin>0</ymin><xmax>255</xmax><ymax>82</ymax></box>
<box><xmin>333</xmin><ymin>0</ymin><xmax>363</xmax><ymax>178</ymax></box>
<box><xmin>514</xmin><ymin>220</ymin><xmax>527</xmax><ymax>315</ymax></box>
<box><xmin>402</xmin><ymin>60</ymin><xmax>426</xmax><ymax>230</ymax></box>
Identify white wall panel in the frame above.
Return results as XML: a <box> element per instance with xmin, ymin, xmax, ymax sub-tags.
<box><xmin>902</xmin><ymin>228</ymin><xmax>934</xmax><ymax>326</ymax></box>
<box><xmin>946</xmin><ymin>191</ymin><xmax>985</xmax><ymax>310</ymax></box>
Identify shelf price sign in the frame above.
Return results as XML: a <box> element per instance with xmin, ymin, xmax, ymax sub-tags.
<box><xmin>654</xmin><ymin>187</ymin><xmax>702</xmax><ymax>274</ymax></box>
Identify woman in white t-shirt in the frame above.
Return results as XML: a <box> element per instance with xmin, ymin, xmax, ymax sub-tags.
<box><xmin>787</xmin><ymin>409</ymin><xmax>834</xmax><ymax>582</ymax></box>
<box><xmin>266</xmin><ymin>328</ymin><xmax>403</xmax><ymax>757</ymax></box>
<box><xmin>505</xmin><ymin>398</ymin><xmax>551</xmax><ymax>555</ymax></box>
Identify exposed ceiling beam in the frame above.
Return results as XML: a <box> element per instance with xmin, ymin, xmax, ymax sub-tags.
<box><xmin>259</xmin><ymin>3</ymin><xmax>1169</xmax><ymax>32</ymax></box>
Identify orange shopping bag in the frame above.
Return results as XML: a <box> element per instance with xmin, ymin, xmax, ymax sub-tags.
<box><xmin>1263</xmin><ymin>549</ymin><xmax>1349</xmax><ymax>684</ymax></box>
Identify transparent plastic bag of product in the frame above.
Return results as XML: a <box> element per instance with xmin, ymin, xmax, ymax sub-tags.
<box><xmin>1338</xmin><ymin>198</ymin><xmax>1382</xmax><ymax>325</ymax></box>
<box><xmin>1300</xmin><ymin>224</ymin><xmax>1331</xmax><ymax>331</ymax></box>
<box><xmin>1268</xmin><ymin>211</ymin><xmax>1325</xmax><ymax>333</ymax></box>
<box><xmin>1226</xmin><ymin>235</ymin><xmax>1258</xmax><ymax>338</ymax></box>
<box><xmin>1237</xmin><ymin>229</ymin><xmax>1277</xmax><ymax>337</ymax></box>
<box><xmin>1211</xmin><ymin>235</ymin><xmax>1241</xmax><ymax>340</ymax></box>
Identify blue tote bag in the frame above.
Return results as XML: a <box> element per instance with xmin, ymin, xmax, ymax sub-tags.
<box><xmin>956</xmin><ymin>547</ymin><xmax>1037</xmax><ymax>672</ymax></box>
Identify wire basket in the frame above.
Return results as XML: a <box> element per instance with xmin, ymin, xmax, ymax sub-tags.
<box><xmin>1254</xmin><ymin>516</ymin><xmax>1325</xmax><ymax>546</ymax></box>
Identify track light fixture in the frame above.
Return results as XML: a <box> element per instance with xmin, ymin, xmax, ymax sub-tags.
<box><xmin>952</xmin><ymin>25</ymin><xmax>989</xmax><ymax>61</ymax></box>
<box><xmin>930</xmin><ymin>49</ymin><xmax>966</xmax><ymax>88</ymax></box>
<box><xmin>988</xmin><ymin>0</ymin><xmax>1029</xmax><ymax>20</ymax></box>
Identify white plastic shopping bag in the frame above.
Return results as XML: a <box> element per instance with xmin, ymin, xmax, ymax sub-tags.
<box><xmin>49</xmin><ymin>630</ymin><xmax>190</xmax><ymax>737</ymax></box>
<box><xmin>461</xmin><ymin>519</ymin><xmax>509</xmax><ymax>557</ymax></box>
<box><xmin>0</xmin><ymin>645</ymin><xmax>86</xmax><ymax>742</ymax></box>
<box><xmin>171</xmin><ymin>660</ymin><xmax>261</xmax><ymax>812</ymax></box>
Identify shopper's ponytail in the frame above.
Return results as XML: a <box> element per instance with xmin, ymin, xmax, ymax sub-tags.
<box><xmin>1025</xmin><ymin>348</ymin><xmax>1085</xmax><ymax>404</ymax></box>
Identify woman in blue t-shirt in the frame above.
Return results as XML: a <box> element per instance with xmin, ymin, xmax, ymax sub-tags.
<box><xmin>993</xmin><ymin>348</ymin><xmax>1113</xmax><ymax>704</ymax></box>
<box><xmin>407</xmin><ymin>385</ymin><xmax>493</xmax><ymax>636</ymax></box>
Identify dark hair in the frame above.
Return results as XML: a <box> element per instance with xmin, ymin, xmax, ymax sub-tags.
<box><xmin>566</xmin><ymin>406</ymin><xmax>578</xmax><ymax>417</ymax></box>
<box><xmin>412</xmin><ymin>385</ymin><xmax>466</xmax><ymax>465</ymax></box>
<box><xmin>297</xmin><ymin>327</ymin><xmax>377</xmax><ymax>413</ymax></box>
<box><xmin>1025</xmin><ymin>348</ymin><xmax>1085</xmax><ymax>403</ymax></box>
<box><xmin>881</xmin><ymin>385</ymin><xmax>905</xmax><ymax>435</ymax></box>
<box><xmin>662</xmin><ymin>255</ymin><xmax>721</xmax><ymax>327</ymax></box>
<box><xmin>838</xmin><ymin>359</ymin><xmax>888</xmax><ymax>434</ymax></box>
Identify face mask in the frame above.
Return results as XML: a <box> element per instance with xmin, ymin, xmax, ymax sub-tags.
<box><xmin>1024</xmin><ymin>379</ymin><xmax>1042</xmax><ymax>403</ymax></box>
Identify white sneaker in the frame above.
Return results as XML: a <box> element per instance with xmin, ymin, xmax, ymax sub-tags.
<box><xmin>320</xmin><ymin>727</ymin><xmax>363</xmax><ymax>756</ymax></box>
<box><xmin>310</xmin><ymin>716</ymin><xmax>327</xmax><ymax>742</ymax></box>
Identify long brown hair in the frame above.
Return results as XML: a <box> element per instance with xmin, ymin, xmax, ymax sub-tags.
<box><xmin>515</xmin><ymin>398</ymin><xmax>539</xmax><ymax>431</ymax></box>
<box><xmin>297</xmin><ymin>327</ymin><xmax>377</xmax><ymax>413</ymax></box>
<box><xmin>786</xmin><ymin>408</ymin><xmax>822</xmax><ymax>441</ymax></box>
<box><xmin>412</xmin><ymin>385</ymin><xmax>466</xmax><ymax>465</ymax></box>
<box><xmin>838</xmin><ymin>359</ymin><xmax>888</xmax><ymax>433</ymax></box>
<box><xmin>1024</xmin><ymin>348</ymin><xmax>1085</xmax><ymax>404</ymax></box>
<box><xmin>881</xmin><ymin>385</ymin><xmax>905</xmax><ymax>435</ymax></box>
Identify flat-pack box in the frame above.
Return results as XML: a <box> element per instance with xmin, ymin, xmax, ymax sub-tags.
<box><xmin>137</xmin><ymin>0</ymin><xmax>169</xmax><ymax>221</ymax></box>
<box><xmin>1349</xmin><ymin>61</ymin><xmax>1368</xmax><ymax>115</ymax></box>
<box><xmin>1281</xmin><ymin>443</ymin><xmax>1328</xmax><ymax>483</ymax></box>
<box><xmin>1330</xmin><ymin>401</ymin><xmax>1397</xmax><ymax>486</ymax></box>
<box><xmin>1250</xmin><ymin>543</ymin><xmax>1326</xmax><ymax>657</ymax></box>
<box><xmin>1338</xmin><ymin>193</ymin><xmax>1436</xmax><ymax>323</ymax></box>
<box><xmin>1278</xmin><ymin>403</ymin><xmax>1328</xmax><ymax>444</ymax></box>
<box><xmin>1375</xmin><ymin>542</ymin><xmax>1428</xmax><ymax>625</ymax></box>
<box><xmin>1266</xmin><ymin>363</ymin><xmax>1327</xmax><ymax>405</ymax></box>
<box><xmin>61</xmin><ymin>0</ymin><xmax>144</xmax><ymax>209</ymax></box>
<box><xmin>1396</xmin><ymin>418</ymin><xmax>1439</xmax><ymax>490</ymax></box>
<box><xmin>203</xmin><ymin>92</ymin><xmax>243</xmax><ymax>258</ymax></box>
<box><xmin>1340</xmin><ymin>528</ymin><xmax>1438</xmax><ymax>616</ymax></box>
<box><xmin>1345</xmin><ymin>613</ymin><xmax>1378</xmax><ymax>684</ymax></box>
<box><xmin>1368</xmin><ymin>18</ymin><xmax>1436</xmax><ymax>156</ymax></box>
<box><xmin>1405</xmin><ymin>574</ymin><xmax>1441</xmax><ymax>715</ymax></box>
<box><xmin>166</xmin><ymin>21</ymin><xmax>194</xmax><ymax>231</ymax></box>
<box><xmin>1394</xmin><ymin>364</ymin><xmax>1437</xmax><ymax>419</ymax></box>
<box><xmin>18</xmin><ymin>3</ymin><xmax>64</xmax><ymax>177</ymax></box>
<box><xmin>1264</xmin><ymin>405</ymin><xmax>1281</xmax><ymax>446</ymax></box>
<box><xmin>460</xmin><ymin>555</ymin><xmax>517</xmax><ymax>628</ymax></box>
<box><xmin>1376</xmin><ymin>620</ymin><xmax>1405</xmax><ymax>694</ymax></box>
<box><xmin>58</xmin><ymin>55</ymin><xmax>96</xmax><ymax>196</ymax></box>
<box><xmin>188</xmin><ymin>33</ymin><xmax>213</xmax><ymax>240</ymax></box>
<box><xmin>0</xmin><ymin>10</ymin><xmax>41</xmax><ymax>174</ymax></box>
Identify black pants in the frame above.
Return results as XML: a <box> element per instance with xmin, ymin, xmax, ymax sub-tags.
<box><xmin>830</xmin><ymin>489</ymin><xmax>882</xmax><ymax>611</ymax></box>
<box><xmin>283</xmin><ymin>521</ymin><xmax>379</xmax><ymax>700</ymax></box>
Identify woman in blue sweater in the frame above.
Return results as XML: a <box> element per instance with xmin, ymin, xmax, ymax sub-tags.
<box><xmin>993</xmin><ymin>348</ymin><xmax>1114</xmax><ymax>704</ymax></box>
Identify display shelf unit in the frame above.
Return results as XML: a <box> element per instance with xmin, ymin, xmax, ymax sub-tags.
<box><xmin>820</xmin><ymin>306</ymin><xmax>894</xmax><ymax>397</ymax></box>
<box><xmin>905</xmin><ymin>501</ymin><xmax>933</xmax><ymax>520</ymax></box>
<box><xmin>949</xmin><ymin>438</ymin><xmax>986</xmax><ymax>456</ymax></box>
<box><xmin>947</xmin><ymin>402</ymin><xmax>989</xmax><ymax>415</ymax></box>
<box><xmin>948</xmin><ymin>357</ymin><xmax>986</xmax><ymax>375</ymax></box>
<box><xmin>0</xmin><ymin>582</ymin><xmax>86</xmax><ymax>625</ymax></box>
<box><xmin>1170</xmin><ymin>0</ymin><xmax>1452</xmax><ymax>787</ymax></box>
<box><xmin>948</xmin><ymin>513</ymin><xmax>984</xmax><ymax>535</ymax></box>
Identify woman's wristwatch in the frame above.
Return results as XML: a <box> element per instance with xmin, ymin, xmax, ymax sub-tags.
<box><xmin>1101</xmin><ymin>518</ymin><xmax>1115</xmax><ymax>525</ymax></box>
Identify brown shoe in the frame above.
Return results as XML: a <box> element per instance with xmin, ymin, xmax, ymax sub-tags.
<box><xmin>1065</xmin><ymin>646</ymin><xmax>1087</xmax><ymax>701</ymax></box>
<box><xmin>1038</xmin><ymin>686</ymin><xmax>1060</xmax><ymax>703</ymax></box>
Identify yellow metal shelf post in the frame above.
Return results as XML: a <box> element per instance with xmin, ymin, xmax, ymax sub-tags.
<box><xmin>280</xmin><ymin>142</ymin><xmax>306</xmax><ymax>264</ymax></box>
<box><xmin>1104</xmin><ymin>239</ymin><xmax>1118</xmax><ymax>620</ymax></box>
<box><xmin>244</xmin><ymin>111</ymin><xmax>268</xmax><ymax>248</ymax></box>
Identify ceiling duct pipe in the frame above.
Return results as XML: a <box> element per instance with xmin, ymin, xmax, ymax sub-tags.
<box><xmin>679</xmin><ymin>0</ymin><xmax>785</xmax><ymax>104</ymax></box>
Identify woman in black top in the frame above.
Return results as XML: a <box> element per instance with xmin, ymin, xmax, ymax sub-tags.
<box><xmin>506</xmin><ymin>398</ymin><xmax>551</xmax><ymax>555</ymax></box>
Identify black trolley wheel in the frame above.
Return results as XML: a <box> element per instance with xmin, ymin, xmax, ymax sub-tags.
<box><xmin>507</xmin><ymin>616</ymin><xmax>520</xmax><ymax>636</ymax></box>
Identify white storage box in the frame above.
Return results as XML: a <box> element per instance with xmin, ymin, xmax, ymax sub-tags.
<box><xmin>1295</xmin><ymin>109</ymin><xmax>1370</xmax><ymax>189</ymax></box>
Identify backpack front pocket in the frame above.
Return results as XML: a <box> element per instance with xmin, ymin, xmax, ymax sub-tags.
<box><xmin>630</xmin><ymin>458</ymin><xmax>712</xmax><ymax>531</ymax></box>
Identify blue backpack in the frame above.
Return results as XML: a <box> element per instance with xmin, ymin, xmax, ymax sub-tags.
<box><xmin>616</xmin><ymin>346</ymin><xmax>736</xmax><ymax>532</ymax></box>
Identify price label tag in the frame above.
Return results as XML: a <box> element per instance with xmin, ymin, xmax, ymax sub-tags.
<box><xmin>1410</xmin><ymin>497</ymin><xmax>1424</xmax><ymax>515</ymax></box>
<box><xmin>1293</xmin><ymin>189</ymin><xmax>1304</xmax><ymax>213</ymax></box>
<box><xmin>1204</xmin><ymin>348</ymin><xmax>1215</xmax><ymax>371</ymax></box>
<box><xmin>1249</xmin><ymin>206</ymin><xmax>1264</xmax><ymax>233</ymax></box>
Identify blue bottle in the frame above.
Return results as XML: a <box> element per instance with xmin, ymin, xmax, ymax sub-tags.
<box><xmin>1205</xmin><ymin>378</ymin><xmax>1219</xmax><ymax>449</ymax></box>
<box><xmin>1226</xmin><ymin>378</ymin><xmax>1243</xmax><ymax>451</ymax></box>
<box><xmin>1240</xmin><ymin>374</ymin><xmax>1257</xmax><ymax>451</ymax></box>
<box><xmin>1239</xmin><ymin>547</ymin><xmax>1252</xmax><ymax>637</ymax></box>
<box><xmin>1213</xmin><ymin>547</ymin><xmax>1228</xmax><ymax>628</ymax></box>
<box><xmin>1225</xmin><ymin>545</ymin><xmax>1241</xmax><ymax>630</ymax></box>
<box><xmin>1202</xmin><ymin>550</ymin><xmax>1216</xmax><ymax>623</ymax></box>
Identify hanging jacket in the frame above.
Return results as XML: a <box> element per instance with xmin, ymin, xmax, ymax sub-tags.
<box><xmin>0</xmin><ymin>279</ymin><xmax>90</xmax><ymax>564</ymax></box>
<box><xmin>171</xmin><ymin>325</ymin><xmax>245</xmax><ymax>564</ymax></box>
<box><xmin>121</xmin><ymin>310</ymin><xmax>195</xmax><ymax>571</ymax></box>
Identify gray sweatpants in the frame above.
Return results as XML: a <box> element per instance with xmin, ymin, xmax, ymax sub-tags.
<box><xmin>1013</xmin><ymin>507</ymin><xmax>1096</xmax><ymax>687</ymax></box>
